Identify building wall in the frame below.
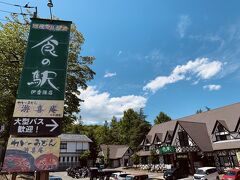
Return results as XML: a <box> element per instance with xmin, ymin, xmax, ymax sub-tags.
<box><xmin>120</xmin><ymin>148</ymin><xmax>133</xmax><ymax>166</ymax></box>
<box><xmin>111</xmin><ymin>159</ymin><xmax>120</xmax><ymax>168</ymax></box>
<box><xmin>213</xmin><ymin>149</ymin><xmax>240</xmax><ymax>172</ymax></box>
<box><xmin>60</xmin><ymin>141</ymin><xmax>89</xmax><ymax>153</ymax></box>
<box><xmin>59</xmin><ymin>141</ymin><xmax>90</xmax><ymax>169</ymax></box>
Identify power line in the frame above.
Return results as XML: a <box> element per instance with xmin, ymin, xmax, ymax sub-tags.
<box><xmin>0</xmin><ymin>9</ymin><xmax>32</xmax><ymax>16</ymax></box>
<box><xmin>0</xmin><ymin>1</ymin><xmax>37</xmax><ymax>18</ymax></box>
<box><xmin>0</xmin><ymin>1</ymin><xmax>36</xmax><ymax>9</ymax></box>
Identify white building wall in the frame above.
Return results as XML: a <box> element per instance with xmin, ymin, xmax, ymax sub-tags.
<box><xmin>82</xmin><ymin>142</ymin><xmax>89</xmax><ymax>150</ymax></box>
<box><xmin>60</xmin><ymin>149</ymin><xmax>67</xmax><ymax>153</ymax></box>
<box><xmin>59</xmin><ymin>138</ymin><xmax>92</xmax><ymax>169</ymax></box>
<box><xmin>75</xmin><ymin>142</ymin><xmax>89</xmax><ymax>150</ymax></box>
<box><xmin>67</xmin><ymin>142</ymin><xmax>76</xmax><ymax>152</ymax></box>
<box><xmin>76</xmin><ymin>142</ymin><xmax>82</xmax><ymax>150</ymax></box>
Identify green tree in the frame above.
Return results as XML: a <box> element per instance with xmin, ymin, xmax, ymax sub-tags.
<box><xmin>86</xmin><ymin>129</ymin><xmax>99</xmax><ymax>165</ymax></box>
<box><xmin>196</xmin><ymin>109</ymin><xmax>203</xmax><ymax>114</ymax></box>
<box><xmin>0</xmin><ymin>18</ymin><xmax>29</xmax><ymax>137</ymax></box>
<box><xmin>119</xmin><ymin>109</ymin><xmax>151</xmax><ymax>150</ymax></box>
<box><xmin>0</xmin><ymin>16</ymin><xmax>95</xmax><ymax>135</ymax></box>
<box><xmin>149</xmin><ymin>149</ymin><xmax>159</xmax><ymax>164</ymax></box>
<box><xmin>104</xmin><ymin>146</ymin><xmax>110</xmax><ymax>167</ymax></box>
<box><xmin>80</xmin><ymin>150</ymin><xmax>91</xmax><ymax>166</ymax></box>
<box><xmin>131</xmin><ymin>153</ymin><xmax>140</xmax><ymax>168</ymax></box>
<box><xmin>94</xmin><ymin>121</ymin><xmax>111</xmax><ymax>145</ymax></box>
<box><xmin>154</xmin><ymin>112</ymin><xmax>171</xmax><ymax>125</ymax></box>
<box><xmin>109</xmin><ymin>116</ymin><xmax>120</xmax><ymax>144</ymax></box>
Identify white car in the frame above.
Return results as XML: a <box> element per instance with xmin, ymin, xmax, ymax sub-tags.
<box><xmin>193</xmin><ymin>167</ymin><xmax>219</xmax><ymax>180</ymax></box>
<box><xmin>110</xmin><ymin>172</ymin><xmax>130</xmax><ymax>180</ymax></box>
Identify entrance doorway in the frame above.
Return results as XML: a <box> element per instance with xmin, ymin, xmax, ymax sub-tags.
<box><xmin>176</xmin><ymin>154</ymin><xmax>190</xmax><ymax>175</ymax></box>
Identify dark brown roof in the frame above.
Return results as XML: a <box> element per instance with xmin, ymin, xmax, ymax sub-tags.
<box><xmin>100</xmin><ymin>145</ymin><xmax>130</xmax><ymax>159</ymax></box>
<box><xmin>145</xmin><ymin>135</ymin><xmax>152</xmax><ymax>144</ymax></box>
<box><xmin>177</xmin><ymin>121</ymin><xmax>213</xmax><ymax>152</ymax></box>
<box><xmin>153</xmin><ymin>133</ymin><xmax>163</xmax><ymax>144</ymax></box>
<box><xmin>147</xmin><ymin>121</ymin><xmax>177</xmax><ymax>144</ymax></box>
<box><xmin>145</xmin><ymin>102</ymin><xmax>240</xmax><ymax>151</ymax></box>
<box><xmin>177</xmin><ymin>102</ymin><xmax>240</xmax><ymax>137</ymax></box>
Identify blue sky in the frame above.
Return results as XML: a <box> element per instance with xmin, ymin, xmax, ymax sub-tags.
<box><xmin>2</xmin><ymin>0</ymin><xmax>240</xmax><ymax>124</ymax></box>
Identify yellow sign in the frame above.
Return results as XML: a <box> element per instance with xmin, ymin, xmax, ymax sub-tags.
<box><xmin>3</xmin><ymin>137</ymin><xmax>60</xmax><ymax>172</ymax></box>
<box><xmin>13</xmin><ymin>100</ymin><xmax>64</xmax><ymax>117</ymax></box>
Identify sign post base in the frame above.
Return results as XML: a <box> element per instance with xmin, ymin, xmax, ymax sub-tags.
<box><xmin>36</xmin><ymin>171</ymin><xmax>49</xmax><ymax>180</ymax></box>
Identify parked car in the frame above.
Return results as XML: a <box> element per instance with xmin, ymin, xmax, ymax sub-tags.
<box><xmin>49</xmin><ymin>176</ymin><xmax>62</xmax><ymax>180</ymax></box>
<box><xmin>126</xmin><ymin>174</ymin><xmax>149</xmax><ymax>180</ymax></box>
<box><xmin>193</xmin><ymin>167</ymin><xmax>219</xmax><ymax>180</ymax></box>
<box><xmin>110</xmin><ymin>172</ymin><xmax>130</xmax><ymax>180</ymax></box>
<box><xmin>163</xmin><ymin>167</ymin><xmax>188</xmax><ymax>180</ymax></box>
<box><xmin>222</xmin><ymin>168</ymin><xmax>240</xmax><ymax>180</ymax></box>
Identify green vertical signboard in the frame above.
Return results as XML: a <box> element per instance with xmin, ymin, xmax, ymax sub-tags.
<box><xmin>17</xmin><ymin>18</ymin><xmax>72</xmax><ymax>100</ymax></box>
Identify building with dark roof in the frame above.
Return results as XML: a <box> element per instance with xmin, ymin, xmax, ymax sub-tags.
<box><xmin>99</xmin><ymin>144</ymin><xmax>133</xmax><ymax>168</ymax></box>
<box><xmin>139</xmin><ymin>102</ymin><xmax>240</xmax><ymax>174</ymax></box>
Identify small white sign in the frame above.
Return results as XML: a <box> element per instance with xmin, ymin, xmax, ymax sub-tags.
<box><xmin>13</xmin><ymin>99</ymin><xmax>64</xmax><ymax>117</ymax></box>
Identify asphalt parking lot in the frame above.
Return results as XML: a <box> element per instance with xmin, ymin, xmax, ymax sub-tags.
<box><xmin>0</xmin><ymin>169</ymin><xmax>194</xmax><ymax>180</ymax></box>
<box><xmin>50</xmin><ymin>171</ymin><xmax>194</xmax><ymax>180</ymax></box>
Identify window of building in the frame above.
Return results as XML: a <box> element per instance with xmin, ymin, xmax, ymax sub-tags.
<box><xmin>60</xmin><ymin>142</ymin><xmax>67</xmax><ymax>149</ymax></box>
<box><xmin>217</xmin><ymin>125</ymin><xmax>225</xmax><ymax>132</ymax></box>
<box><xmin>75</xmin><ymin>157</ymin><xmax>78</xmax><ymax>162</ymax></box>
<box><xmin>178</xmin><ymin>131</ymin><xmax>189</xmax><ymax>146</ymax></box>
<box><xmin>67</xmin><ymin>157</ymin><xmax>69</xmax><ymax>162</ymax></box>
<box><xmin>144</xmin><ymin>146</ymin><xmax>149</xmax><ymax>151</ymax></box>
<box><xmin>71</xmin><ymin>157</ymin><xmax>74</xmax><ymax>162</ymax></box>
<box><xmin>62</xmin><ymin>157</ymin><xmax>65</xmax><ymax>162</ymax></box>
<box><xmin>215</xmin><ymin>124</ymin><xmax>230</xmax><ymax>141</ymax></box>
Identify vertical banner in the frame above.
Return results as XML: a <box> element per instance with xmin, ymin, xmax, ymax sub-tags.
<box><xmin>17</xmin><ymin>18</ymin><xmax>72</xmax><ymax>100</ymax></box>
<box><xmin>5</xmin><ymin>18</ymin><xmax>72</xmax><ymax>173</ymax></box>
<box><xmin>10</xmin><ymin>18</ymin><xmax>71</xmax><ymax>137</ymax></box>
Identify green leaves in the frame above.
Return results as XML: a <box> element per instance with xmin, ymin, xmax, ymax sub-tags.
<box><xmin>154</xmin><ymin>112</ymin><xmax>171</xmax><ymax>125</ymax></box>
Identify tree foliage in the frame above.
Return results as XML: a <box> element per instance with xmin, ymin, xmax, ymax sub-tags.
<box><xmin>154</xmin><ymin>112</ymin><xmax>171</xmax><ymax>125</ymax></box>
<box><xmin>0</xmin><ymin>16</ymin><xmax>95</xmax><ymax>135</ymax></box>
<box><xmin>131</xmin><ymin>153</ymin><xmax>140</xmax><ymax>167</ymax></box>
<box><xmin>68</xmin><ymin>108</ymin><xmax>151</xmax><ymax>154</ymax></box>
<box><xmin>79</xmin><ymin>150</ymin><xmax>91</xmax><ymax>166</ymax></box>
<box><xmin>149</xmin><ymin>149</ymin><xmax>159</xmax><ymax>164</ymax></box>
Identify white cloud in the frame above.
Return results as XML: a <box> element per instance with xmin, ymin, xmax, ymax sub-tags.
<box><xmin>79</xmin><ymin>86</ymin><xmax>147</xmax><ymax>123</ymax></box>
<box><xmin>203</xmin><ymin>84</ymin><xmax>221</xmax><ymax>91</ymax></box>
<box><xmin>104</xmin><ymin>72</ymin><xmax>117</xmax><ymax>78</ymax></box>
<box><xmin>177</xmin><ymin>15</ymin><xmax>191</xmax><ymax>38</ymax></box>
<box><xmin>143</xmin><ymin>58</ymin><xmax>223</xmax><ymax>93</ymax></box>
